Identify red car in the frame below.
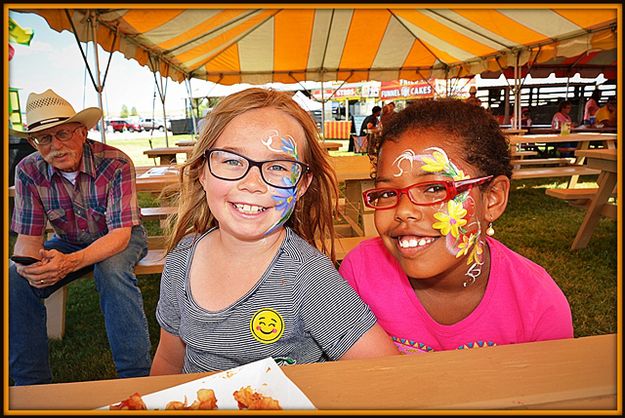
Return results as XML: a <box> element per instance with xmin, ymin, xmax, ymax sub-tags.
<box><xmin>107</xmin><ymin>119</ymin><xmax>142</xmax><ymax>132</ymax></box>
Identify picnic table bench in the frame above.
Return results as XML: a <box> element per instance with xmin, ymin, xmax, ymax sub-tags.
<box><xmin>42</xmin><ymin>234</ymin><xmax>371</xmax><ymax>339</ymax></box>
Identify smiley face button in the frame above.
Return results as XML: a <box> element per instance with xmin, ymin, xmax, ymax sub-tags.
<box><xmin>250</xmin><ymin>308</ymin><xmax>284</xmax><ymax>344</ymax></box>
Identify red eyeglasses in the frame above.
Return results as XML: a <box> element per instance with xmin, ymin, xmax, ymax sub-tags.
<box><xmin>362</xmin><ymin>175</ymin><xmax>493</xmax><ymax>209</ymax></box>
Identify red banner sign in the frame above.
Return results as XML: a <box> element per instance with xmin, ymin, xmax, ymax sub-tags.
<box><xmin>379</xmin><ymin>81</ymin><xmax>434</xmax><ymax>100</ymax></box>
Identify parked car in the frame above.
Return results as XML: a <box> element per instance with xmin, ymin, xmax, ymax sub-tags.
<box><xmin>139</xmin><ymin>117</ymin><xmax>169</xmax><ymax>131</ymax></box>
<box><xmin>125</xmin><ymin>118</ymin><xmax>142</xmax><ymax>132</ymax></box>
<box><xmin>107</xmin><ymin>119</ymin><xmax>128</xmax><ymax>132</ymax></box>
<box><xmin>107</xmin><ymin>118</ymin><xmax>141</xmax><ymax>133</ymax></box>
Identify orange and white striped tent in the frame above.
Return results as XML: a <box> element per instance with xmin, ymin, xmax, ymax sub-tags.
<box><xmin>13</xmin><ymin>6</ymin><xmax>618</xmax><ymax>85</ymax></box>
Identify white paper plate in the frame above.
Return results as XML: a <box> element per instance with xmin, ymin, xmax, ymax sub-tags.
<box><xmin>99</xmin><ymin>357</ymin><xmax>315</xmax><ymax>410</ymax></box>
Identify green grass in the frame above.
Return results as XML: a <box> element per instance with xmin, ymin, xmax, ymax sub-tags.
<box><xmin>7</xmin><ymin>173</ymin><xmax>618</xmax><ymax>384</ymax></box>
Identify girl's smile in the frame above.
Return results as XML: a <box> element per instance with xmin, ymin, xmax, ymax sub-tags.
<box><xmin>374</xmin><ymin>130</ymin><xmax>486</xmax><ymax>283</ymax></box>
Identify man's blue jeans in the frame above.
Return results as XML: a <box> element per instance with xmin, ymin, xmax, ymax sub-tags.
<box><xmin>9</xmin><ymin>225</ymin><xmax>152</xmax><ymax>385</ymax></box>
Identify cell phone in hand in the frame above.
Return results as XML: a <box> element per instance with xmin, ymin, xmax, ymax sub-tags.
<box><xmin>10</xmin><ymin>255</ymin><xmax>41</xmax><ymax>265</ymax></box>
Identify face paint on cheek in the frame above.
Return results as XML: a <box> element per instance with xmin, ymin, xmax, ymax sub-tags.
<box><xmin>264</xmin><ymin>186</ymin><xmax>297</xmax><ymax>235</ymax></box>
<box><xmin>261</xmin><ymin>131</ymin><xmax>302</xmax><ymax>236</ymax></box>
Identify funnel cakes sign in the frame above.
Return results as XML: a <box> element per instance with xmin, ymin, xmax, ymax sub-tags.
<box><xmin>380</xmin><ymin>80</ymin><xmax>434</xmax><ymax>100</ymax></box>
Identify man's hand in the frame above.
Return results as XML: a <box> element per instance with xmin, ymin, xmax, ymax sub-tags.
<box><xmin>18</xmin><ymin>249</ymin><xmax>82</xmax><ymax>288</ymax></box>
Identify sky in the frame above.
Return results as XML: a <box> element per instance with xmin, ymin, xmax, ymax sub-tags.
<box><xmin>9</xmin><ymin>11</ymin><xmax>212</xmax><ymax>120</ymax></box>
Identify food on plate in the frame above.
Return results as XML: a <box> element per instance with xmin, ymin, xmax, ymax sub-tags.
<box><xmin>109</xmin><ymin>392</ymin><xmax>147</xmax><ymax>410</ymax></box>
<box><xmin>233</xmin><ymin>386</ymin><xmax>282</xmax><ymax>410</ymax></box>
<box><xmin>165</xmin><ymin>388</ymin><xmax>218</xmax><ymax>410</ymax></box>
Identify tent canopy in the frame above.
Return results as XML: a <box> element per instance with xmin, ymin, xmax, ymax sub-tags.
<box><xmin>18</xmin><ymin>6</ymin><xmax>617</xmax><ymax>84</ymax></box>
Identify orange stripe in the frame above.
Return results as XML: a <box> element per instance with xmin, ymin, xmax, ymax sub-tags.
<box><xmin>340</xmin><ymin>10</ymin><xmax>390</xmax><ymax>70</ymax></box>
<box><xmin>122</xmin><ymin>9</ymin><xmax>185</xmax><ymax>33</ymax></box>
<box><xmin>554</xmin><ymin>9</ymin><xmax>616</xmax><ymax>29</ymax></box>
<box><xmin>204</xmin><ymin>42</ymin><xmax>241</xmax><ymax>78</ymax></box>
<box><xmin>159</xmin><ymin>10</ymin><xmax>250</xmax><ymax>51</ymax></box>
<box><xmin>396</xmin><ymin>10</ymin><xmax>496</xmax><ymax>58</ymax></box>
<box><xmin>274</xmin><ymin>10</ymin><xmax>314</xmax><ymax>72</ymax></box>
<box><xmin>176</xmin><ymin>10</ymin><xmax>276</xmax><ymax>65</ymax></box>
<box><xmin>453</xmin><ymin>10</ymin><xmax>549</xmax><ymax>45</ymax></box>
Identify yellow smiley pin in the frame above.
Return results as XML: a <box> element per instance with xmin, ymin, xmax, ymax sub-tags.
<box><xmin>250</xmin><ymin>308</ymin><xmax>284</xmax><ymax>344</ymax></box>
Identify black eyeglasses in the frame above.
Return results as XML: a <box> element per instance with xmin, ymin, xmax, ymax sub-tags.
<box><xmin>363</xmin><ymin>175</ymin><xmax>493</xmax><ymax>209</ymax></box>
<box><xmin>205</xmin><ymin>148</ymin><xmax>310</xmax><ymax>189</ymax></box>
<box><xmin>29</xmin><ymin>126</ymin><xmax>81</xmax><ymax>146</ymax></box>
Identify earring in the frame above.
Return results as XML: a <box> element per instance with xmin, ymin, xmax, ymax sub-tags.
<box><xmin>486</xmin><ymin>222</ymin><xmax>495</xmax><ymax>236</ymax></box>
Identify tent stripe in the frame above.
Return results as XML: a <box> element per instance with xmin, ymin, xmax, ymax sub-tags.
<box><xmin>180</xmin><ymin>10</ymin><xmax>276</xmax><ymax>69</ymax></box>
<box><xmin>426</xmin><ymin>10</ymin><xmax>514</xmax><ymax>49</ymax></box>
<box><xmin>157</xmin><ymin>9</ymin><xmax>240</xmax><ymax>51</ymax></box>
<box><xmin>370</xmin><ymin>16</ymin><xmax>414</xmax><ymax>80</ymax></box>
<box><xmin>453</xmin><ymin>9</ymin><xmax>549</xmax><ymax>45</ymax></box>
<box><xmin>499</xmin><ymin>9</ymin><xmax>582</xmax><ymax>39</ymax></box>
<box><xmin>394</xmin><ymin>12</ymin><xmax>476</xmax><ymax>63</ymax></box>
<box><xmin>274</xmin><ymin>10</ymin><xmax>314</xmax><ymax>73</ymax></box>
<box><xmin>122</xmin><ymin>9</ymin><xmax>184</xmax><ymax>34</ymax></box>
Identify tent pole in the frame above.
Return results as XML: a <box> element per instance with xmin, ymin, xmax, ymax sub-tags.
<box><xmin>185</xmin><ymin>76</ymin><xmax>197</xmax><ymax>137</ymax></box>
<box><xmin>514</xmin><ymin>52</ymin><xmax>520</xmax><ymax>130</ymax></box>
<box><xmin>322</xmin><ymin>80</ymin><xmax>326</xmax><ymax>140</ymax></box>
<box><xmin>91</xmin><ymin>13</ymin><xmax>106</xmax><ymax>143</ymax></box>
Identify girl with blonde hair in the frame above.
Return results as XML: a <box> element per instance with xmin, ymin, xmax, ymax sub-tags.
<box><xmin>152</xmin><ymin>88</ymin><xmax>398</xmax><ymax>375</ymax></box>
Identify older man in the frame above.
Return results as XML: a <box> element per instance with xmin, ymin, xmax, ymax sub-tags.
<box><xmin>9</xmin><ymin>89</ymin><xmax>151</xmax><ymax>385</ymax></box>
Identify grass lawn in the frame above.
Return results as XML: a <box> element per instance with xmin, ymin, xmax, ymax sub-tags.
<box><xmin>6</xmin><ymin>140</ymin><xmax>618</xmax><ymax>384</ymax></box>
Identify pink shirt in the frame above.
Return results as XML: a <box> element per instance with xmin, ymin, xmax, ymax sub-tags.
<box><xmin>551</xmin><ymin>112</ymin><xmax>572</xmax><ymax>129</ymax></box>
<box><xmin>584</xmin><ymin>98</ymin><xmax>600</xmax><ymax>120</ymax></box>
<box><xmin>339</xmin><ymin>237</ymin><xmax>573</xmax><ymax>354</ymax></box>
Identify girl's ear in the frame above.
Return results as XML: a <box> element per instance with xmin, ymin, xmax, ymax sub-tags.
<box><xmin>198</xmin><ymin>163</ymin><xmax>209</xmax><ymax>191</ymax></box>
<box><xmin>297</xmin><ymin>172</ymin><xmax>313</xmax><ymax>198</ymax></box>
<box><xmin>482</xmin><ymin>175</ymin><xmax>510</xmax><ymax>223</ymax></box>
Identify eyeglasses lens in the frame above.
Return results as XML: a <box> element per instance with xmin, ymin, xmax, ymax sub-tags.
<box><xmin>209</xmin><ymin>150</ymin><xmax>303</xmax><ymax>188</ymax></box>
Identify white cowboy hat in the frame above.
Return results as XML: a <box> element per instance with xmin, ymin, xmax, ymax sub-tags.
<box><xmin>10</xmin><ymin>89</ymin><xmax>102</xmax><ymax>137</ymax></box>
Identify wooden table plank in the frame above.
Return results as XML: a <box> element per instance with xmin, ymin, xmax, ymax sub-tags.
<box><xmin>8</xmin><ymin>334</ymin><xmax>617</xmax><ymax>410</ymax></box>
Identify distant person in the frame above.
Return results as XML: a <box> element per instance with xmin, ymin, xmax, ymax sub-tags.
<box><xmin>465</xmin><ymin>86</ymin><xmax>482</xmax><ymax>107</ymax></box>
<box><xmin>551</xmin><ymin>100</ymin><xmax>576</xmax><ymax>157</ymax></box>
<box><xmin>551</xmin><ymin>100</ymin><xmax>575</xmax><ymax>130</ymax></box>
<box><xmin>9</xmin><ymin>89</ymin><xmax>151</xmax><ymax>385</ymax></box>
<box><xmin>380</xmin><ymin>101</ymin><xmax>396</xmax><ymax>129</ymax></box>
<box><xmin>150</xmin><ymin>88</ymin><xmax>398</xmax><ymax>376</ymax></box>
<box><xmin>510</xmin><ymin>108</ymin><xmax>532</xmax><ymax>128</ymax></box>
<box><xmin>359</xmin><ymin>105</ymin><xmax>382</xmax><ymax>136</ymax></box>
<box><xmin>340</xmin><ymin>99</ymin><xmax>573</xmax><ymax>354</ymax></box>
<box><xmin>594</xmin><ymin>97</ymin><xmax>616</xmax><ymax>128</ymax></box>
<box><xmin>583</xmin><ymin>90</ymin><xmax>601</xmax><ymax>126</ymax></box>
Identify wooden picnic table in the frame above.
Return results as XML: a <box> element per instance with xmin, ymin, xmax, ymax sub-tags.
<box><xmin>144</xmin><ymin>146</ymin><xmax>195</xmax><ymax>165</ymax></box>
<box><xmin>8</xmin><ymin>334</ymin><xmax>616</xmax><ymax>410</ymax></box>
<box><xmin>508</xmin><ymin>133</ymin><xmax>616</xmax><ymax>188</ymax></box>
<box><xmin>570</xmin><ymin>148</ymin><xmax>617</xmax><ymax>250</ymax></box>
<box><xmin>174</xmin><ymin>140</ymin><xmax>196</xmax><ymax>147</ymax></box>
<box><xmin>527</xmin><ymin>127</ymin><xmax>617</xmax><ymax>135</ymax></box>
<box><xmin>319</xmin><ymin>141</ymin><xmax>342</xmax><ymax>152</ymax></box>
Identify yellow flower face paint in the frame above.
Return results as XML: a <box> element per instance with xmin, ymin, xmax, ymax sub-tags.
<box><xmin>416</xmin><ymin>147</ymin><xmax>486</xmax><ymax>285</ymax></box>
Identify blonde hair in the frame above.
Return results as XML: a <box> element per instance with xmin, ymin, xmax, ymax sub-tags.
<box><xmin>162</xmin><ymin>88</ymin><xmax>339</xmax><ymax>262</ymax></box>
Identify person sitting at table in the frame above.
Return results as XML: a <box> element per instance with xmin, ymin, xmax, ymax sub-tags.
<box><xmin>339</xmin><ymin>99</ymin><xmax>573</xmax><ymax>354</ymax></box>
<box><xmin>359</xmin><ymin>105</ymin><xmax>382</xmax><ymax>136</ymax></box>
<box><xmin>510</xmin><ymin>108</ymin><xmax>532</xmax><ymax>128</ymax></box>
<box><xmin>583</xmin><ymin>90</ymin><xmax>601</xmax><ymax>126</ymax></box>
<box><xmin>380</xmin><ymin>101</ymin><xmax>397</xmax><ymax>129</ymax></box>
<box><xmin>594</xmin><ymin>97</ymin><xmax>616</xmax><ymax>128</ymax></box>
<box><xmin>9</xmin><ymin>89</ymin><xmax>152</xmax><ymax>385</ymax></box>
<box><xmin>150</xmin><ymin>88</ymin><xmax>399</xmax><ymax>376</ymax></box>
<box><xmin>551</xmin><ymin>100</ymin><xmax>576</xmax><ymax>157</ymax></box>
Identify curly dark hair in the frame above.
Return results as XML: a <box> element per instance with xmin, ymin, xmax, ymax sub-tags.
<box><xmin>368</xmin><ymin>99</ymin><xmax>512</xmax><ymax>181</ymax></box>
